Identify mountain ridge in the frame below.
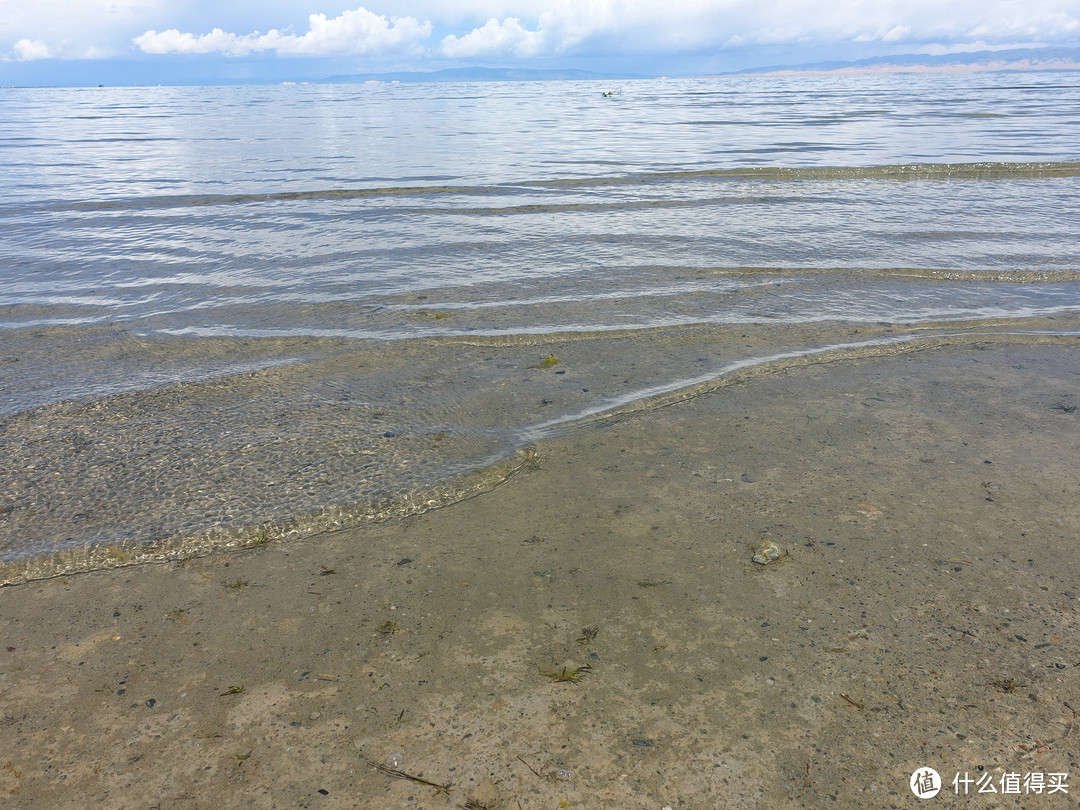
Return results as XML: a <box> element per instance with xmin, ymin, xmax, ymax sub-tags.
<box><xmin>323</xmin><ymin>47</ymin><xmax>1080</xmax><ymax>85</ymax></box>
<box><xmin>731</xmin><ymin>46</ymin><xmax>1080</xmax><ymax>76</ymax></box>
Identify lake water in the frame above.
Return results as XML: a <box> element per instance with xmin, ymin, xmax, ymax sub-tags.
<box><xmin>2</xmin><ymin>72</ymin><xmax>1079</xmax><ymax>582</ymax></box>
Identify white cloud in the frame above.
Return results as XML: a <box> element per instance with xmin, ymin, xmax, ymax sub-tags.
<box><xmin>967</xmin><ymin>10</ymin><xmax>1080</xmax><ymax>41</ymax></box>
<box><xmin>438</xmin><ymin>0</ymin><xmax>645</xmax><ymax>57</ymax></box>
<box><xmin>282</xmin><ymin>7</ymin><xmax>431</xmax><ymax>55</ymax></box>
<box><xmin>440</xmin><ymin>17</ymin><xmax>543</xmax><ymax>56</ymax></box>
<box><xmin>3</xmin><ymin>39</ymin><xmax>118</xmax><ymax>62</ymax></box>
<box><xmin>1</xmin><ymin>0</ymin><xmax>162</xmax><ymax>60</ymax></box>
<box><xmin>133</xmin><ymin>27</ymin><xmax>252</xmax><ymax>56</ymax></box>
<box><xmin>4</xmin><ymin>0</ymin><xmax>1080</xmax><ymax>67</ymax></box>
<box><xmin>438</xmin><ymin>0</ymin><xmax>945</xmax><ymax>59</ymax></box>
<box><xmin>12</xmin><ymin>38</ymin><xmax>52</xmax><ymax>61</ymax></box>
<box><xmin>854</xmin><ymin>24</ymin><xmax>912</xmax><ymax>44</ymax></box>
<box><xmin>133</xmin><ymin>5</ymin><xmax>431</xmax><ymax>57</ymax></box>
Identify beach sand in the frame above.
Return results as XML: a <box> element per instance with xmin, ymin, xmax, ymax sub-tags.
<box><xmin>2</xmin><ymin>340</ymin><xmax>1079</xmax><ymax>808</ymax></box>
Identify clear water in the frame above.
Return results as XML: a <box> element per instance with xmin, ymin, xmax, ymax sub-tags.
<box><xmin>2</xmin><ymin>73</ymin><xmax>1079</xmax><ymax>581</ymax></box>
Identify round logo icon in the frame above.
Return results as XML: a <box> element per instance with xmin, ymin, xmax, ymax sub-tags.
<box><xmin>910</xmin><ymin>767</ymin><xmax>942</xmax><ymax>799</ymax></box>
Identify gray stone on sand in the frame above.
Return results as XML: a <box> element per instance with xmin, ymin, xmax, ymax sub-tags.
<box><xmin>752</xmin><ymin>540</ymin><xmax>786</xmax><ymax>565</ymax></box>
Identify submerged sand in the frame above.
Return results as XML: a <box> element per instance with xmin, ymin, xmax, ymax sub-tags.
<box><xmin>2</xmin><ymin>340</ymin><xmax>1079</xmax><ymax>808</ymax></box>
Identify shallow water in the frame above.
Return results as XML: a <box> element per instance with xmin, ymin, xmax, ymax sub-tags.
<box><xmin>2</xmin><ymin>73</ymin><xmax>1079</xmax><ymax>581</ymax></box>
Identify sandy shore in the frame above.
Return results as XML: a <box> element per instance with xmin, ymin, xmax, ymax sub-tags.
<box><xmin>2</xmin><ymin>339</ymin><xmax>1079</xmax><ymax>809</ymax></box>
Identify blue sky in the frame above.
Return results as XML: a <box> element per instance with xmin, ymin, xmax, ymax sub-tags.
<box><xmin>2</xmin><ymin>0</ymin><xmax>1080</xmax><ymax>85</ymax></box>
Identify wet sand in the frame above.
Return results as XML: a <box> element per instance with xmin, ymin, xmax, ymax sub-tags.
<box><xmin>2</xmin><ymin>340</ymin><xmax>1079</xmax><ymax>808</ymax></box>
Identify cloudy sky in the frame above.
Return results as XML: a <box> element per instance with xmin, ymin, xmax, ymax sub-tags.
<box><xmin>2</xmin><ymin>0</ymin><xmax>1079</xmax><ymax>85</ymax></box>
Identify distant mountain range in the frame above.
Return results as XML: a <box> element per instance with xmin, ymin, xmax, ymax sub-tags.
<box><xmin>733</xmin><ymin>46</ymin><xmax>1080</xmax><ymax>76</ymax></box>
<box><xmin>323</xmin><ymin>47</ymin><xmax>1080</xmax><ymax>85</ymax></box>
<box><xmin>323</xmin><ymin>67</ymin><xmax>645</xmax><ymax>83</ymax></box>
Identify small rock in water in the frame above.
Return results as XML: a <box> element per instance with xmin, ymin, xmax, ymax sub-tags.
<box><xmin>752</xmin><ymin>540</ymin><xmax>786</xmax><ymax>565</ymax></box>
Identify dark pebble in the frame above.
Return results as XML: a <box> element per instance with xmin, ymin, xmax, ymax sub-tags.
<box><xmin>632</xmin><ymin>739</ymin><xmax>655</xmax><ymax>747</ymax></box>
<box><xmin>145</xmin><ymin>698</ymin><xmax>156</xmax><ymax>708</ymax></box>
<box><xmin>318</xmin><ymin>788</ymin><xmax>329</xmax><ymax>795</ymax></box>
<box><xmin>396</xmin><ymin>558</ymin><xmax>413</xmax><ymax>566</ymax></box>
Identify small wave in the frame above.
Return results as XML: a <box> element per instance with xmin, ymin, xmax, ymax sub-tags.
<box><xmin>523</xmin><ymin>161</ymin><xmax>1080</xmax><ymax>187</ymax></box>
<box><xmin>519</xmin><ymin>327</ymin><xmax>1080</xmax><ymax>442</ymax></box>
<box><xmin>680</xmin><ymin>265</ymin><xmax>1080</xmax><ymax>283</ymax></box>
<box><xmin>0</xmin><ymin>446</ymin><xmax>537</xmax><ymax>587</ymax></box>
<box><xmin>12</xmin><ymin>160</ymin><xmax>1079</xmax><ymax>214</ymax></box>
<box><xmin>3</xmin><ymin>318</ymin><xmax>1077</xmax><ymax>586</ymax></box>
